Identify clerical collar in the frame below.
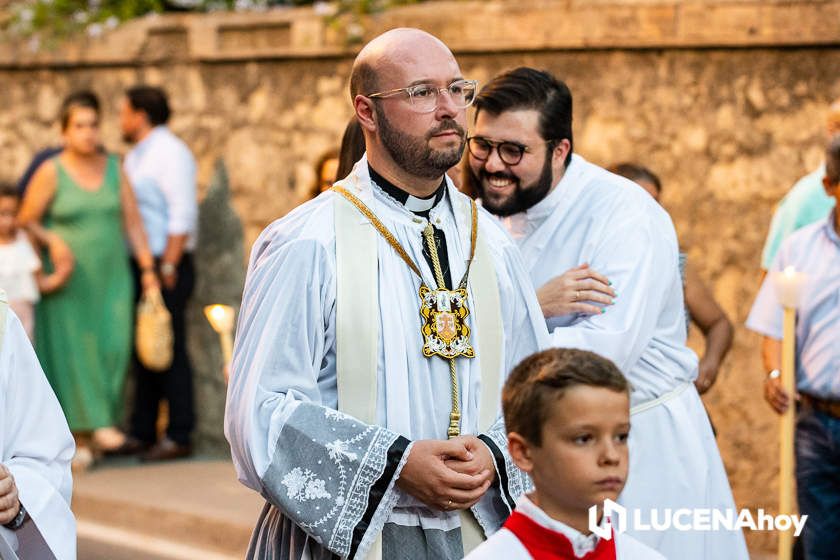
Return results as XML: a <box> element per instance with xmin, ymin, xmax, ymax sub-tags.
<box><xmin>368</xmin><ymin>164</ymin><xmax>446</xmax><ymax>214</ymax></box>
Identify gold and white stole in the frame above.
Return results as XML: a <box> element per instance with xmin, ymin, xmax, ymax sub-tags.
<box><xmin>333</xmin><ymin>174</ymin><xmax>503</xmax><ymax>558</ymax></box>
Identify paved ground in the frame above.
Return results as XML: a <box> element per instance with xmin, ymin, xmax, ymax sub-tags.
<box><xmin>70</xmin><ymin>456</ymin><xmax>779</xmax><ymax>559</ymax></box>
<box><xmin>73</xmin><ymin>457</ymin><xmax>263</xmax><ymax>559</ymax></box>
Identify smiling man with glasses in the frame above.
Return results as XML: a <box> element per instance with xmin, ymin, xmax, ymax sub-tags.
<box><xmin>464</xmin><ymin>67</ymin><xmax>749</xmax><ymax>559</ymax></box>
<box><xmin>226</xmin><ymin>30</ymin><xmax>550</xmax><ymax>560</ymax></box>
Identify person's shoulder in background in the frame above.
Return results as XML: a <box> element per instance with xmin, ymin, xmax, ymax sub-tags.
<box><xmin>761</xmin><ymin>165</ymin><xmax>833</xmax><ymax>269</ymax></box>
<box><xmin>16</xmin><ymin>146</ymin><xmax>64</xmax><ymax>196</ymax></box>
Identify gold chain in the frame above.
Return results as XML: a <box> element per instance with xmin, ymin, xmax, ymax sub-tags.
<box><xmin>332</xmin><ymin>185</ymin><xmax>478</xmax><ymax>439</ymax></box>
<box><xmin>422</xmin><ymin>224</ymin><xmax>461</xmax><ymax>438</ymax></box>
<box><xmin>332</xmin><ymin>185</ymin><xmax>477</xmax><ymax>288</ymax></box>
<box><xmin>332</xmin><ymin>186</ymin><xmax>423</xmax><ymax>277</ymax></box>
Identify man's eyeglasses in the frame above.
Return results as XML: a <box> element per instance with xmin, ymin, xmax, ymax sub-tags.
<box><xmin>467</xmin><ymin>136</ymin><xmax>557</xmax><ymax>166</ymax></box>
<box><xmin>367</xmin><ymin>80</ymin><xmax>478</xmax><ymax>114</ymax></box>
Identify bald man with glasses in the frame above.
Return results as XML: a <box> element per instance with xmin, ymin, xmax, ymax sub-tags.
<box><xmin>225</xmin><ymin>30</ymin><xmax>549</xmax><ymax>560</ymax></box>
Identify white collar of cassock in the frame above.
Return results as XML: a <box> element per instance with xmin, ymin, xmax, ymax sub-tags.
<box><xmin>404</xmin><ymin>194</ymin><xmax>438</xmax><ymax>213</ymax></box>
<box><xmin>367</xmin><ymin>161</ymin><xmax>446</xmax><ymax>215</ymax></box>
<box><xmin>349</xmin><ymin>155</ymin><xmax>469</xmax><ymax>240</ymax></box>
<box><xmin>517</xmin><ymin>494</ymin><xmax>604</xmax><ymax>558</ymax></box>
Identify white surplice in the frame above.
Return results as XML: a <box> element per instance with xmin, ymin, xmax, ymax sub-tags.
<box><xmin>225</xmin><ymin>157</ymin><xmax>549</xmax><ymax>559</ymax></box>
<box><xmin>500</xmin><ymin>155</ymin><xmax>748</xmax><ymax>559</ymax></box>
<box><xmin>465</xmin><ymin>495</ymin><xmax>665</xmax><ymax>560</ymax></box>
<box><xmin>0</xmin><ymin>292</ymin><xmax>75</xmax><ymax>560</ymax></box>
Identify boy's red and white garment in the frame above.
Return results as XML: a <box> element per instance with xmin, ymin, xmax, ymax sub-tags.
<box><xmin>465</xmin><ymin>496</ymin><xmax>664</xmax><ymax>560</ymax></box>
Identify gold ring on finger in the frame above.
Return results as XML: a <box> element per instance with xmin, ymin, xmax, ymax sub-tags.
<box><xmin>447</xmin><ymin>499</ymin><xmax>453</xmax><ymax>509</ymax></box>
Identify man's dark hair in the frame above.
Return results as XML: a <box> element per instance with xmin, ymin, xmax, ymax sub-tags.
<box><xmin>0</xmin><ymin>182</ymin><xmax>19</xmax><ymax>201</ymax></box>
<box><xmin>826</xmin><ymin>134</ymin><xmax>840</xmax><ymax>184</ymax></box>
<box><xmin>474</xmin><ymin>67</ymin><xmax>573</xmax><ymax>167</ymax></box>
<box><xmin>59</xmin><ymin>90</ymin><xmax>100</xmax><ymax>130</ymax></box>
<box><xmin>610</xmin><ymin>163</ymin><xmax>662</xmax><ymax>194</ymax></box>
<box><xmin>503</xmin><ymin>348</ymin><xmax>629</xmax><ymax>446</ymax></box>
<box><xmin>126</xmin><ymin>86</ymin><xmax>171</xmax><ymax>126</ymax></box>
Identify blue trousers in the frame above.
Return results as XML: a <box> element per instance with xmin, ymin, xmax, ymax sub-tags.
<box><xmin>795</xmin><ymin>405</ymin><xmax>840</xmax><ymax>559</ymax></box>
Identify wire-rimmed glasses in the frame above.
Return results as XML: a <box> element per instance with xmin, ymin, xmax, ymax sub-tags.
<box><xmin>367</xmin><ymin>79</ymin><xmax>478</xmax><ymax>113</ymax></box>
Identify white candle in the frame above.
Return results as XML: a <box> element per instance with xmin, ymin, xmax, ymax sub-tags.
<box><xmin>771</xmin><ymin>266</ymin><xmax>804</xmax><ymax>560</ymax></box>
<box><xmin>771</xmin><ymin>266</ymin><xmax>807</xmax><ymax>309</ymax></box>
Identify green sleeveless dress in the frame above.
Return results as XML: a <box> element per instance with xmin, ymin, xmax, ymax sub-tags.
<box><xmin>36</xmin><ymin>154</ymin><xmax>133</xmax><ymax>431</ymax></box>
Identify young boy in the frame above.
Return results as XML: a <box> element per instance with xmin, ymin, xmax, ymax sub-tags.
<box><xmin>466</xmin><ymin>348</ymin><xmax>664</xmax><ymax>559</ymax></box>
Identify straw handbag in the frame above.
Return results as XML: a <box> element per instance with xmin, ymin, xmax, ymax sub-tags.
<box><xmin>135</xmin><ymin>288</ymin><xmax>173</xmax><ymax>372</ymax></box>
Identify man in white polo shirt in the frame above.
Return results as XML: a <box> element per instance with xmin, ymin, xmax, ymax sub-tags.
<box><xmin>747</xmin><ymin>135</ymin><xmax>840</xmax><ymax>559</ymax></box>
<box><xmin>117</xmin><ymin>85</ymin><xmax>198</xmax><ymax>462</ymax></box>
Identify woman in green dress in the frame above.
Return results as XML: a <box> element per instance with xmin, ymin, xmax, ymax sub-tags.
<box><xmin>18</xmin><ymin>91</ymin><xmax>158</xmax><ymax>470</ymax></box>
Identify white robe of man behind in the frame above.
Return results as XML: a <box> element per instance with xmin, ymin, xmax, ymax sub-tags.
<box><xmin>503</xmin><ymin>155</ymin><xmax>748</xmax><ymax>558</ymax></box>
<box><xmin>0</xmin><ymin>291</ymin><xmax>76</xmax><ymax>559</ymax></box>
<box><xmin>225</xmin><ymin>158</ymin><xmax>548</xmax><ymax>559</ymax></box>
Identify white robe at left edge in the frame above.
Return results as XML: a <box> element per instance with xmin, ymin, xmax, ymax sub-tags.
<box><xmin>0</xmin><ymin>301</ymin><xmax>76</xmax><ymax>559</ymax></box>
<box><xmin>502</xmin><ymin>155</ymin><xmax>748</xmax><ymax>559</ymax></box>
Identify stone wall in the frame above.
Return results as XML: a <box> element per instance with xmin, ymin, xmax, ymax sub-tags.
<box><xmin>3</xmin><ymin>1</ymin><xmax>840</xmax><ymax>554</ymax></box>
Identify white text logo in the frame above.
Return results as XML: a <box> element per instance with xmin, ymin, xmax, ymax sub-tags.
<box><xmin>588</xmin><ymin>500</ymin><xmax>807</xmax><ymax>540</ymax></box>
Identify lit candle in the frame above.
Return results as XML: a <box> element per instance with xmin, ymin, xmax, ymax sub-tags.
<box><xmin>204</xmin><ymin>304</ymin><xmax>236</xmax><ymax>368</ymax></box>
<box><xmin>769</xmin><ymin>266</ymin><xmax>806</xmax><ymax>560</ymax></box>
<box><xmin>771</xmin><ymin>266</ymin><xmax>807</xmax><ymax>309</ymax></box>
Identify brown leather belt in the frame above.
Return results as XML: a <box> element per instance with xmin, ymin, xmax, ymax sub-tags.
<box><xmin>801</xmin><ymin>394</ymin><xmax>840</xmax><ymax>419</ymax></box>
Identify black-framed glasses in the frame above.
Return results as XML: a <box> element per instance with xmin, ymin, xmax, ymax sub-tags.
<box><xmin>367</xmin><ymin>79</ymin><xmax>478</xmax><ymax>113</ymax></box>
<box><xmin>467</xmin><ymin>136</ymin><xmax>555</xmax><ymax>166</ymax></box>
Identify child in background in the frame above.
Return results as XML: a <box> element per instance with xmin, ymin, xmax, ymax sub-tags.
<box><xmin>466</xmin><ymin>348</ymin><xmax>664</xmax><ymax>560</ymax></box>
<box><xmin>0</xmin><ymin>183</ymin><xmax>65</xmax><ymax>340</ymax></box>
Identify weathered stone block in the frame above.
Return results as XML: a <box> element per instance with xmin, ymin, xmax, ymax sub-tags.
<box><xmin>2</xmin><ymin>3</ymin><xmax>840</xmax><ymax>553</ymax></box>
<box><xmin>187</xmin><ymin>159</ymin><xmax>246</xmax><ymax>456</ymax></box>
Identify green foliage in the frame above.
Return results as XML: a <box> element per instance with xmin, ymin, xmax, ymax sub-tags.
<box><xmin>335</xmin><ymin>0</ymin><xmax>421</xmax><ymax>16</ymax></box>
<box><xmin>326</xmin><ymin>0</ymin><xmax>423</xmax><ymax>44</ymax></box>
<box><xmin>10</xmin><ymin>0</ymin><xmax>165</xmax><ymax>39</ymax></box>
<box><xmin>6</xmin><ymin>0</ymin><xmax>244</xmax><ymax>41</ymax></box>
<box><xmin>4</xmin><ymin>0</ymin><xmax>429</xmax><ymax>47</ymax></box>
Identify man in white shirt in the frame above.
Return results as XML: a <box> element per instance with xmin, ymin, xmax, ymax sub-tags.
<box><xmin>747</xmin><ymin>135</ymin><xmax>840</xmax><ymax>559</ymax></box>
<box><xmin>0</xmin><ymin>290</ymin><xmax>75</xmax><ymax>559</ymax></box>
<box><xmin>463</xmin><ymin>67</ymin><xmax>748</xmax><ymax>559</ymax></box>
<box><xmin>118</xmin><ymin>86</ymin><xmax>198</xmax><ymax>461</ymax></box>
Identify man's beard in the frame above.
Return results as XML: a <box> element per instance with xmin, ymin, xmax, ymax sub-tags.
<box><xmin>473</xmin><ymin>150</ymin><xmax>555</xmax><ymax>217</ymax></box>
<box><xmin>376</xmin><ymin>105</ymin><xmax>465</xmax><ymax>180</ymax></box>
